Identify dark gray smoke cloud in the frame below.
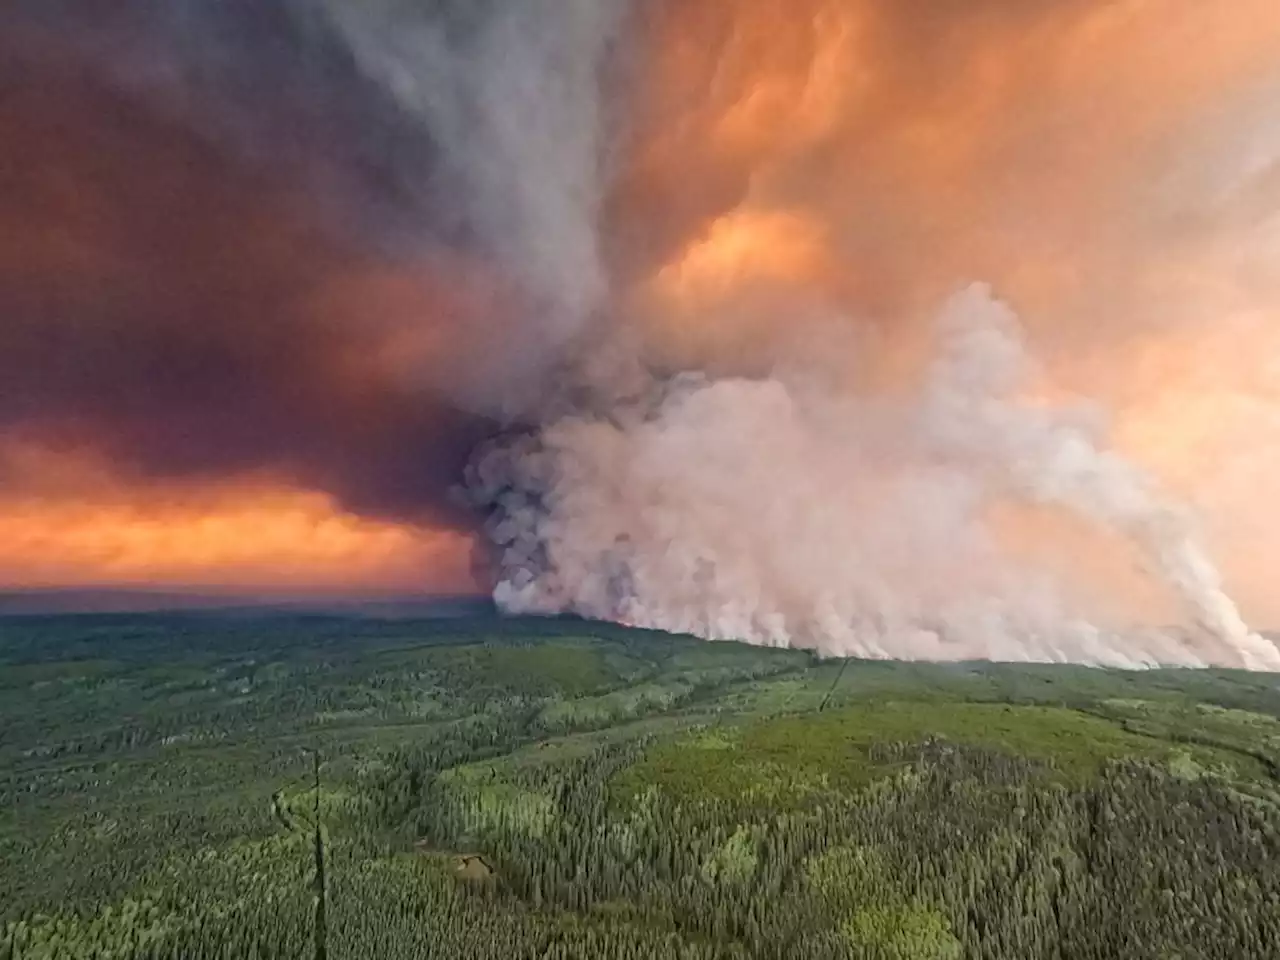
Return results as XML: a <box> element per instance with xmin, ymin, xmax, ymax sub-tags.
<box><xmin>1</xmin><ymin>0</ymin><xmax>621</xmax><ymax>524</ymax></box>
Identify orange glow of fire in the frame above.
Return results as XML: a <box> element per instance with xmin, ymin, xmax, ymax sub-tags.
<box><xmin>0</xmin><ymin>473</ymin><xmax>474</xmax><ymax>593</ymax></box>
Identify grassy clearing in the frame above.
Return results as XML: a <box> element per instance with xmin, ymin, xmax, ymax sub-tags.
<box><xmin>700</xmin><ymin>825</ymin><xmax>759</xmax><ymax>885</ymax></box>
<box><xmin>434</xmin><ymin>644</ymin><xmax>615</xmax><ymax>698</ymax></box>
<box><xmin>437</xmin><ymin>765</ymin><xmax>556</xmax><ymax>840</ymax></box>
<box><xmin>537</xmin><ymin>680</ymin><xmax>697</xmax><ymax>732</ymax></box>
<box><xmin>808</xmin><ymin>844</ymin><xmax>962</xmax><ymax>958</ymax></box>
<box><xmin>704</xmin><ymin>670</ymin><xmax>842</xmax><ymax>716</ymax></box>
<box><xmin>611</xmin><ymin>701</ymin><xmax>1257</xmax><ymax>807</ymax></box>
<box><xmin>1097</xmin><ymin>698</ymin><xmax>1278</xmax><ymax>774</ymax></box>
<box><xmin>841</xmin><ymin>904</ymin><xmax>962</xmax><ymax>959</ymax></box>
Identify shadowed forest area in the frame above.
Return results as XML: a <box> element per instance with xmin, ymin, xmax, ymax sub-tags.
<box><xmin>2</xmin><ymin>614</ymin><xmax>1279</xmax><ymax>958</ymax></box>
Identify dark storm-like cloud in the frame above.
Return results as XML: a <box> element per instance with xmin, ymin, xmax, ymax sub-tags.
<box><xmin>0</xmin><ymin>37</ymin><xmax>493</xmax><ymax>523</ymax></box>
<box><xmin>6</xmin><ymin>2</ymin><xmax>453</xmax><ymax>245</ymax></box>
<box><xmin>0</xmin><ymin>0</ymin><xmax>621</xmax><ymax>524</ymax></box>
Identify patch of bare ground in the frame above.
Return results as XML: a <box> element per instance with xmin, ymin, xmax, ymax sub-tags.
<box><xmin>414</xmin><ymin>842</ymin><xmax>497</xmax><ymax>881</ymax></box>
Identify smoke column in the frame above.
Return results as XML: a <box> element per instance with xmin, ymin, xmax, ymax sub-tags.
<box><xmin>5</xmin><ymin>1</ymin><xmax>1280</xmax><ymax>668</ymax></box>
<box><xmin>470</xmin><ymin>284</ymin><xmax>1279</xmax><ymax>670</ymax></box>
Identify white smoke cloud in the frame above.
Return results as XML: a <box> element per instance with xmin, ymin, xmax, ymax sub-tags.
<box><xmin>471</xmin><ymin>284</ymin><xmax>1280</xmax><ymax>670</ymax></box>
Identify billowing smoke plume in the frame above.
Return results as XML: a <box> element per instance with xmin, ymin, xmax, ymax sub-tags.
<box><xmin>470</xmin><ymin>285</ymin><xmax>1280</xmax><ymax>670</ymax></box>
<box><xmin>6</xmin><ymin>1</ymin><xmax>1280</xmax><ymax>667</ymax></box>
<box><xmin>466</xmin><ymin>0</ymin><xmax>1280</xmax><ymax>670</ymax></box>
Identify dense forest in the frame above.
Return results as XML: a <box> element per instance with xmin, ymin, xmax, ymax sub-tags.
<box><xmin>2</xmin><ymin>614</ymin><xmax>1278</xmax><ymax>958</ymax></box>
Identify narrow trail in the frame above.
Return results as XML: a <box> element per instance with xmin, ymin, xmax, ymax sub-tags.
<box><xmin>818</xmin><ymin>658</ymin><xmax>852</xmax><ymax>712</ymax></box>
<box><xmin>271</xmin><ymin>790</ymin><xmax>298</xmax><ymax>833</ymax></box>
<box><xmin>310</xmin><ymin>750</ymin><xmax>328</xmax><ymax>960</ymax></box>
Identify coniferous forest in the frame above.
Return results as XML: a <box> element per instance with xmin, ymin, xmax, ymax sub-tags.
<box><xmin>2</xmin><ymin>614</ymin><xmax>1279</xmax><ymax>959</ymax></box>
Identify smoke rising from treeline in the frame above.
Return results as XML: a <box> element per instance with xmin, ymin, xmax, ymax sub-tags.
<box><xmin>470</xmin><ymin>285</ymin><xmax>1279</xmax><ymax>669</ymax></box>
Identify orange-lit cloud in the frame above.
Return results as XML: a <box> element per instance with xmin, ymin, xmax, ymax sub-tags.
<box><xmin>611</xmin><ymin>0</ymin><xmax>1280</xmax><ymax>624</ymax></box>
<box><xmin>0</xmin><ymin>442</ymin><xmax>475</xmax><ymax>592</ymax></box>
<box><xmin>0</xmin><ymin>488</ymin><xmax>473</xmax><ymax>593</ymax></box>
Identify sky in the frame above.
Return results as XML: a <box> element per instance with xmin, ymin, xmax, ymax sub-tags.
<box><xmin>4</xmin><ymin>1</ymin><xmax>1280</xmax><ymax>652</ymax></box>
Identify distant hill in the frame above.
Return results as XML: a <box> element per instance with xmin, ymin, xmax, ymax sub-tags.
<box><xmin>0</xmin><ymin>588</ymin><xmax>495</xmax><ymax>618</ymax></box>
